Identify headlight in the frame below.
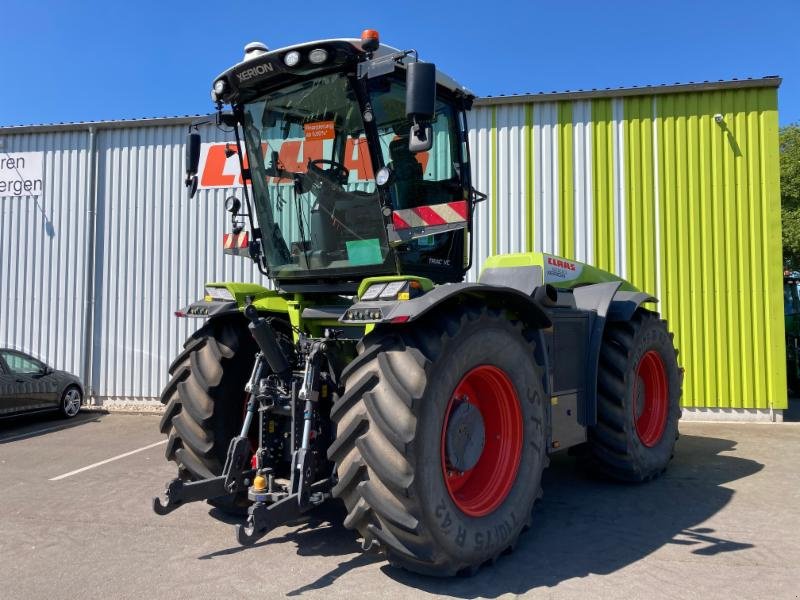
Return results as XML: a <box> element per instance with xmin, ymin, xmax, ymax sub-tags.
<box><xmin>204</xmin><ymin>286</ymin><xmax>234</xmax><ymax>301</ymax></box>
<box><xmin>224</xmin><ymin>196</ymin><xmax>241</xmax><ymax>214</ymax></box>
<box><xmin>360</xmin><ymin>283</ymin><xmax>387</xmax><ymax>301</ymax></box>
<box><xmin>284</xmin><ymin>51</ymin><xmax>300</xmax><ymax>67</ymax></box>
<box><xmin>213</xmin><ymin>79</ymin><xmax>226</xmax><ymax>96</ymax></box>
<box><xmin>375</xmin><ymin>167</ymin><xmax>391</xmax><ymax>186</ymax></box>
<box><xmin>308</xmin><ymin>48</ymin><xmax>328</xmax><ymax>64</ymax></box>
<box><xmin>379</xmin><ymin>281</ymin><xmax>407</xmax><ymax>299</ymax></box>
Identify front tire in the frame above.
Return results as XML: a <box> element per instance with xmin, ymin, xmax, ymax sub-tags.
<box><xmin>328</xmin><ymin>305</ymin><xmax>547</xmax><ymax>576</ymax></box>
<box><xmin>59</xmin><ymin>386</ymin><xmax>82</xmax><ymax>418</ymax></box>
<box><xmin>159</xmin><ymin>317</ymin><xmax>257</xmax><ymax>511</ymax></box>
<box><xmin>588</xmin><ymin>308</ymin><xmax>682</xmax><ymax>482</ymax></box>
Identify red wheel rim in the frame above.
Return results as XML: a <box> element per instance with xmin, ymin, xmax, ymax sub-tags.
<box><xmin>633</xmin><ymin>350</ymin><xmax>668</xmax><ymax>447</ymax></box>
<box><xmin>441</xmin><ymin>365</ymin><xmax>522</xmax><ymax>517</ymax></box>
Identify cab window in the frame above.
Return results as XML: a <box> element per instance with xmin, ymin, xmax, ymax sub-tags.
<box><xmin>369</xmin><ymin>78</ymin><xmax>462</xmax><ymax>210</ymax></box>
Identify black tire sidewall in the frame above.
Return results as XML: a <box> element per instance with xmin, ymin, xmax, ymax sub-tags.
<box><xmin>622</xmin><ymin>317</ymin><xmax>681</xmax><ymax>472</ymax></box>
<box><xmin>60</xmin><ymin>386</ymin><xmax>81</xmax><ymax>418</ymax></box>
<box><xmin>413</xmin><ymin>316</ymin><xmax>545</xmax><ymax>564</ymax></box>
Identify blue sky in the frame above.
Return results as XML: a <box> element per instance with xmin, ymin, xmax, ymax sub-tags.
<box><xmin>1</xmin><ymin>0</ymin><xmax>798</xmax><ymax>126</ymax></box>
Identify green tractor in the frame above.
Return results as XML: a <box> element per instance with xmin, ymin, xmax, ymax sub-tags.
<box><xmin>153</xmin><ymin>31</ymin><xmax>682</xmax><ymax>576</ymax></box>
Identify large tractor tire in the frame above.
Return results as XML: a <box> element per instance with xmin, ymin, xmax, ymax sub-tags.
<box><xmin>328</xmin><ymin>305</ymin><xmax>547</xmax><ymax>576</ymax></box>
<box><xmin>159</xmin><ymin>316</ymin><xmax>257</xmax><ymax>512</ymax></box>
<box><xmin>589</xmin><ymin>308</ymin><xmax>682</xmax><ymax>482</ymax></box>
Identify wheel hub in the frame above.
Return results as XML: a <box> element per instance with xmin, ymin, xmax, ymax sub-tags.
<box><xmin>441</xmin><ymin>365</ymin><xmax>523</xmax><ymax>517</ymax></box>
<box><xmin>445</xmin><ymin>400</ymin><xmax>485</xmax><ymax>472</ymax></box>
<box><xmin>633</xmin><ymin>350</ymin><xmax>669</xmax><ymax>447</ymax></box>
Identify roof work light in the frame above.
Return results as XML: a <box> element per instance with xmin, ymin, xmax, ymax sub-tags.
<box><xmin>361</xmin><ymin>29</ymin><xmax>380</xmax><ymax>52</ymax></box>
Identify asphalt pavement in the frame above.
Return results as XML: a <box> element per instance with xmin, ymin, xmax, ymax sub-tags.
<box><xmin>1</xmin><ymin>411</ymin><xmax>798</xmax><ymax>600</ymax></box>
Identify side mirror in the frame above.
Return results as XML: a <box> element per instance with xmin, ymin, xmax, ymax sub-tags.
<box><xmin>406</xmin><ymin>62</ymin><xmax>436</xmax><ymax>153</ymax></box>
<box><xmin>185</xmin><ymin>132</ymin><xmax>202</xmax><ymax>198</ymax></box>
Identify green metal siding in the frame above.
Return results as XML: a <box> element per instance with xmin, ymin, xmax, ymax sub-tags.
<box><xmin>471</xmin><ymin>82</ymin><xmax>784</xmax><ymax>410</ymax></box>
<box><xmin>591</xmin><ymin>98</ymin><xmax>617</xmax><ymax>274</ymax></box>
<box><xmin>655</xmin><ymin>89</ymin><xmax>784</xmax><ymax>409</ymax></box>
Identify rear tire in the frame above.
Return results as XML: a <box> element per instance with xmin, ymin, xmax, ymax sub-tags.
<box><xmin>328</xmin><ymin>305</ymin><xmax>547</xmax><ymax>576</ymax></box>
<box><xmin>159</xmin><ymin>316</ymin><xmax>257</xmax><ymax>513</ymax></box>
<box><xmin>588</xmin><ymin>308</ymin><xmax>682</xmax><ymax>482</ymax></box>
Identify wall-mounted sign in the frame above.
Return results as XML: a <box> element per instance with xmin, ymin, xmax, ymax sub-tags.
<box><xmin>196</xmin><ymin>140</ymin><xmax>376</xmax><ymax>190</ymax></box>
<box><xmin>0</xmin><ymin>152</ymin><xmax>44</xmax><ymax>197</ymax></box>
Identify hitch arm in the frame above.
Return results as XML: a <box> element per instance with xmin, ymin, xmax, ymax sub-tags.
<box><xmin>152</xmin><ymin>475</ymin><xmax>234</xmax><ymax>515</ymax></box>
<box><xmin>153</xmin><ymin>377</ymin><xmax>261</xmax><ymax>516</ymax></box>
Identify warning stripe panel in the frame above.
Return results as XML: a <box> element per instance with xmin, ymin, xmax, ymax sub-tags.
<box><xmin>223</xmin><ymin>232</ymin><xmax>249</xmax><ymax>253</ymax></box>
<box><xmin>392</xmin><ymin>200</ymin><xmax>468</xmax><ymax>230</ymax></box>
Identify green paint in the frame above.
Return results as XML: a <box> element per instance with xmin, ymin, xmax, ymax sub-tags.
<box><xmin>482</xmin><ymin>252</ymin><xmax>639</xmax><ymax>292</ymax></box>
<box><xmin>250</xmin><ymin>294</ymin><xmax>290</xmax><ymax>314</ymax></box>
<box><xmin>491</xmin><ymin>106</ymin><xmax>498</xmax><ymax>254</ymax></box>
<box><xmin>357</xmin><ymin>275</ymin><xmax>434</xmax><ymax>299</ymax></box>
<box><xmin>525</xmin><ymin>104</ymin><xmax>535</xmax><ymax>252</ymax></box>
<box><xmin>206</xmin><ymin>282</ymin><xmax>287</xmax><ymax>311</ymax></box>
<box><xmin>654</xmin><ymin>87</ymin><xmax>785</xmax><ymax>410</ymax></box>
<box><xmin>558</xmin><ymin>102</ymin><xmax>574</xmax><ymax>259</ymax></box>
<box><xmin>591</xmin><ymin>99</ymin><xmax>615</xmax><ymax>273</ymax></box>
<box><xmin>622</xmin><ymin>96</ymin><xmax>657</xmax><ymax>296</ymax></box>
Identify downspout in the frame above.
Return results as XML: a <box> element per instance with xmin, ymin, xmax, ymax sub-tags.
<box><xmin>81</xmin><ymin>126</ymin><xmax>98</xmax><ymax>403</ymax></box>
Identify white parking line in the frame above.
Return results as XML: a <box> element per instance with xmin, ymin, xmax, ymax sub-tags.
<box><xmin>49</xmin><ymin>439</ymin><xmax>167</xmax><ymax>481</ymax></box>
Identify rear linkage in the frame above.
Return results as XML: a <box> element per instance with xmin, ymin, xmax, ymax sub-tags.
<box><xmin>153</xmin><ymin>305</ymin><xmax>345</xmax><ymax>546</ymax></box>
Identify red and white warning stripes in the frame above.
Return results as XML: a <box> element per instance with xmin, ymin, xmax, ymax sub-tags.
<box><xmin>223</xmin><ymin>231</ymin><xmax>249</xmax><ymax>255</ymax></box>
<box><xmin>392</xmin><ymin>200</ymin><xmax>468</xmax><ymax>231</ymax></box>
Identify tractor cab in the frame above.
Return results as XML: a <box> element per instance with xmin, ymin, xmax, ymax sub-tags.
<box><xmin>196</xmin><ymin>32</ymin><xmax>477</xmax><ymax>293</ymax></box>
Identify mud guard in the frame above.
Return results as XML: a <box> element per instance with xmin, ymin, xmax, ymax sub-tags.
<box><xmin>374</xmin><ymin>282</ymin><xmax>551</xmax><ymax>329</ymax></box>
<box><xmin>573</xmin><ymin>282</ymin><xmax>658</xmax><ymax>426</ymax></box>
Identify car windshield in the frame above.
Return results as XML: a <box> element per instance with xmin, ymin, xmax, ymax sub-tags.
<box><xmin>242</xmin><ymin>73</ymin><xmax>391</xmax><ymax>280</ymax></box>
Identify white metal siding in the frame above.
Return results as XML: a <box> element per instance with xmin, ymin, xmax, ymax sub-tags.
<box><xmin>90</xmin><ymin>124</ymin><xmax>270</xmax><ymax>403</ymax></box>
<box><xmin>0</xmin><ymin>131</ymin><xmax>91</xmax><ymax>379</ymax></box>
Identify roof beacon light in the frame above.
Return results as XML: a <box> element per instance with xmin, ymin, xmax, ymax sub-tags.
<box><xmin>243</xmin><ymin>41</ymin><xmax>269</xmax><ymax>61</ymax></box>
<box><xmin>361</xmin><ymin>29</ymin><xmax>380</xmax><ymax>53</ymax></box>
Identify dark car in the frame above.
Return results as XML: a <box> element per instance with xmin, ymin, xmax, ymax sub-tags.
<box><xmin>0</xmin><ymin>347</ymin><xmax>84</xmax><ymax>419</ymax></box>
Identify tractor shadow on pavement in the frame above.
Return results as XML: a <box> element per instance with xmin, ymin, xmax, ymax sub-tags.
<box><xmin>382</xmin><ymin>433</ymin><xmax>763</xmax><ymax>597</ymax></box>
<box><xmin>196</xmin><ymin>433</ymin><xmax>762</xmax><ymax>596</ymax></box>
<box><xmin>200</xmin><ymin>502</ymin><xmax>383</xmax><ymax>593</ymax></box>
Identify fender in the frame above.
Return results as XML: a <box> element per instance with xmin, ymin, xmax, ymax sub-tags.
<box><xmin>343</xmin><ymin>282</ymin><xmax>552</xmax><ymax>396</ymax></box>
<box><xmin>346</xmin><ymin>282</ymin><xmax>551</xmax><ymax>329</ymax></box>
<box><xmin>573</xmin><ymin>282</ymin><xmax>658</xmax><ymax>426</ymax></box>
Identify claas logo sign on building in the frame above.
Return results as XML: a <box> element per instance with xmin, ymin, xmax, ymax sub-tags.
<box><xmin>197</xmin><ymin>136</ymin><xmax>429</xmax><ymax>189</ymax></box>
<box><xmin>197</xmin><ymin>138</ymin><xmax>375</xmax><ymax>189</ymax></box>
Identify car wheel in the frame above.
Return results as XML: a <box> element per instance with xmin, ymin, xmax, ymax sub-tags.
<box><xmin>60</xmin><ymin>386</ymin><xmax>82</xmax><ymax>418</ymax></box>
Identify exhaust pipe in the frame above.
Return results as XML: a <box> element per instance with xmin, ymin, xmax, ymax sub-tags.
<box><xmin>533</xmin><ymin>284</ymin><xmax>558</xmax><ymax>308</ymax></box>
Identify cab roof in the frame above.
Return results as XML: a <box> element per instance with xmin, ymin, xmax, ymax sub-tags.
<box><xmin>214</xmin><ymin>37</ymin><xmax>475</xmax><ymax>101</ymax></box>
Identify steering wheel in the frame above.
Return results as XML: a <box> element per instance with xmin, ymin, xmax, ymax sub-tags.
<box><xmin>306</xmin><ymin>159</ymin><xmax>350</xmax><ymax>187</ymax></box>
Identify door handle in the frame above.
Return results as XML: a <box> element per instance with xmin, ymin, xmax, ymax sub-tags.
<box><xmin>15</xmin><ymin>379</ymin><xmax>25</xmax><ymax>383</ymax></box>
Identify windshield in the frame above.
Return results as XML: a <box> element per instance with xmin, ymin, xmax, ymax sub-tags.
<box><xmin>242</xmin><ymin>73</ymin><xmax>391</xmax><ymax>280</ymax></box>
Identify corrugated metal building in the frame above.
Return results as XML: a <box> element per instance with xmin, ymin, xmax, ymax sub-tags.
<box><xmin>0</xmin><ymin>77</ymin><xmax>785</xmax><ymax>418</ymax></box>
